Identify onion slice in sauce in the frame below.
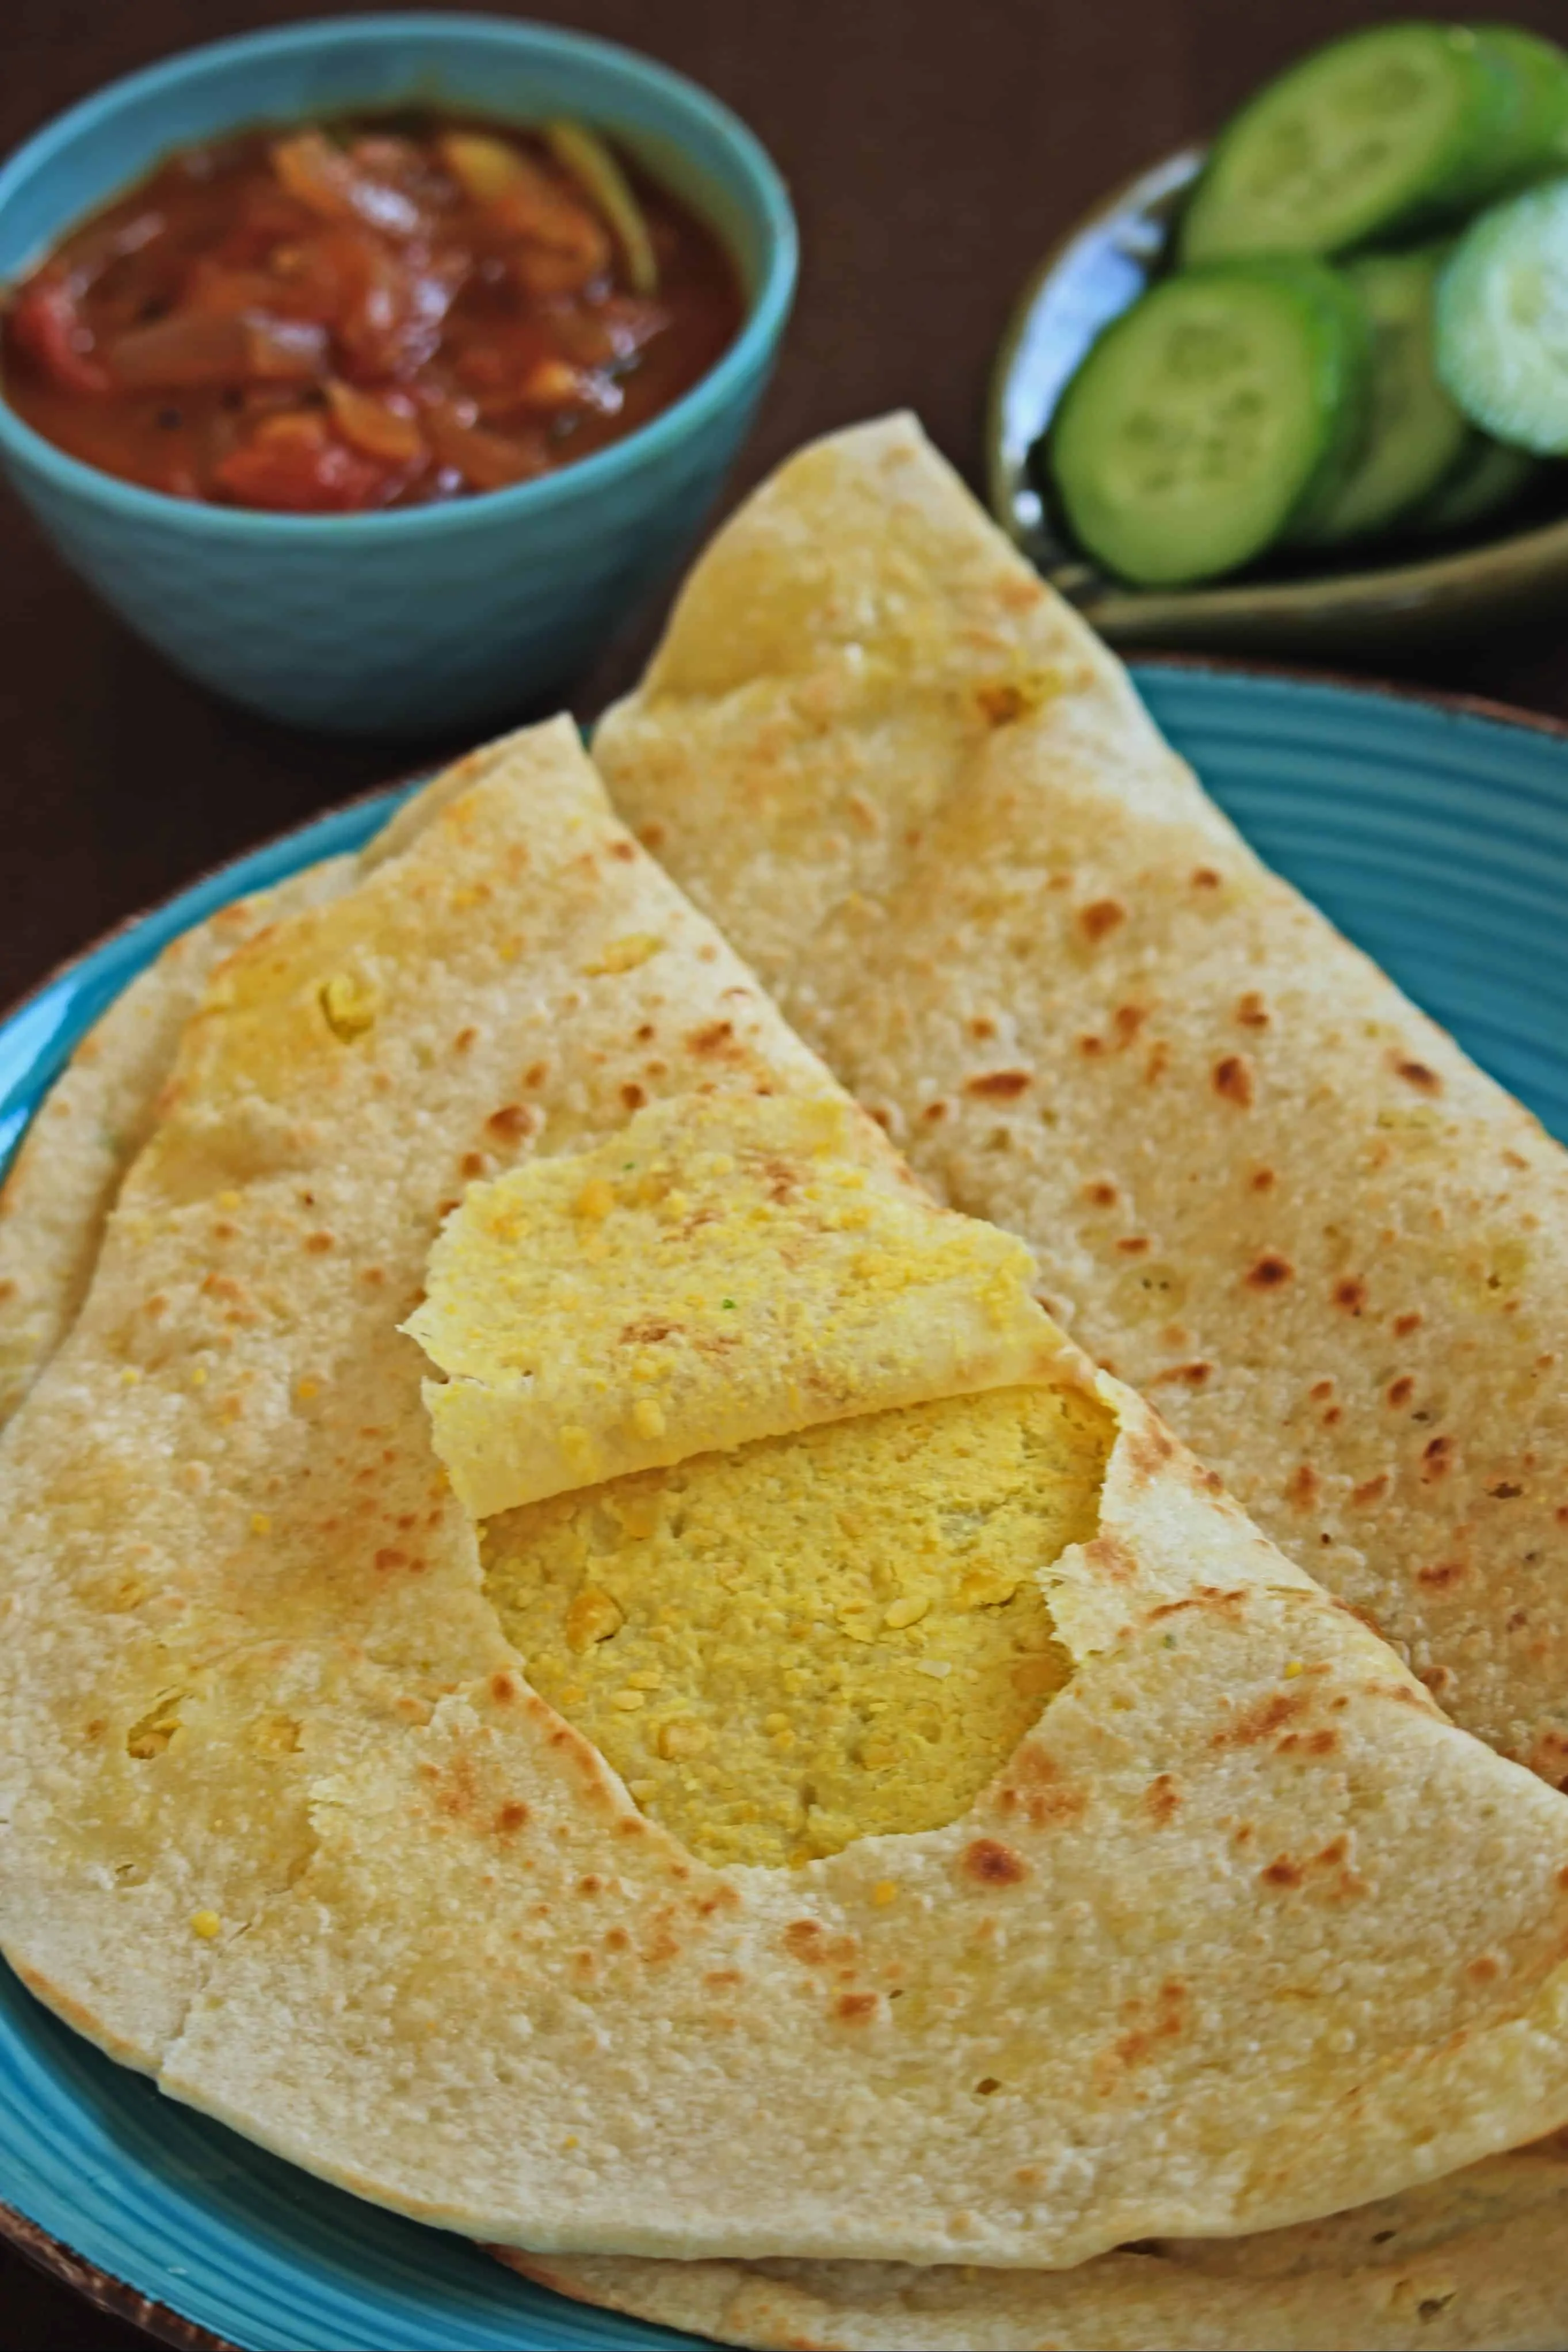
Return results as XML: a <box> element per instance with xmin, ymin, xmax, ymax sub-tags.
<box><xmin>544</xmin><ymin>120</ymin><xmax>659</xmax><ymax>296</ymax></box>
<box><xmin>271</xmin><ymin>132</ymin><xmax>424</xmax><ymax>241</ymax></box>
<box><xmin>424</xmin><ymin>400</ymin><xmax>547</xmax><ymax>491</ymax></box>
<box><xmin>109</xmin><ymin>312</ymin><xmax>327</xmax><ymax>390</ymax></box>
<box><xmin>325</xmin><ymin>379</ymin><xmax>427</xmax><ymax>464</ymax></box>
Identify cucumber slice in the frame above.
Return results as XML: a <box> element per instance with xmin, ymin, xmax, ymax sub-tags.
<box><xmin>1410</xmin><ymin>432</ymin><xmax>1538</xmax><ymax>533</ymax></box>
<box><xmin>1295</xmin><ymin>246</ymin><xmax>1468</xmax><ymax>544</ymax></box>
<box><xmin>1182</xmin><ymin>24</ymin><xmax>1513</xmax><ymax>261</ymax></box>
<box><xmin>1468</xmin><ymin>26</ymin><xmax>1568</xmax><ymax>193</ymax></box>
<box><xmin>1436</xmin><ymin>177</ymin><xmax>1568</xmax><ymax>452</ymax></box>
<box><xmin>1048</xmin><ymin>260</ymin><xmax>1369</xmax><ymax>586</ymax></box>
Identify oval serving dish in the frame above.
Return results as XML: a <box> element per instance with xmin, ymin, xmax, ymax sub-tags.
<box><xmin>4</xmin><ymin>661</ymin><xmax>1568</xmax><ymax>2348</ymax></box>
<box><xmin>986</xmin><ymin>149</ymin><xmax>1568</xmax><ymax>655</ymax></box>
<box><xmin>0</xmin><ymin>15</ymin><xmax>796</xmax><ymax>735</ymax></box>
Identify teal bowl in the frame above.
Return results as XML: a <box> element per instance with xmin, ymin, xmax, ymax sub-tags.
<box><xmin>0</xmin><ymin>15</ymin><xmax>796</xmax><ymax>735</ymax></box>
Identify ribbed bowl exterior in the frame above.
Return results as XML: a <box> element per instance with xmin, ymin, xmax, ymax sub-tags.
<box><xmin>0</xmin><ymin>386</ymin><xmax>766</xmax><ymax>735</ymax></box>
<box><xmin>1</xmin><ymin>664</ymin><xmax>1566</xmax><ymax>2345</ymax></box>
<box><xmin>0</xmin><ymin>16</ymin><xmax>796</xmax><ymax>734</ymax></box>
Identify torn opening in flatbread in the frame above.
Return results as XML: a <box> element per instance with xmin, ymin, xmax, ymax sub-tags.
<box><xmin>484</xmin><ymin>1382</ymin><xmax>1107</xmax><ymax>1867</ymax></box>
<box><xmin>414</xmin><ymin>1091</ymin><xmax>1113</xmax><ymax>1865</ymax></box>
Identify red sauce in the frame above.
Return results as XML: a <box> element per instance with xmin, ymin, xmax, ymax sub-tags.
<box><xmin>1</xmin><ymin>115</ymin><xmax>743</xmax><ymax>512</ymax></box>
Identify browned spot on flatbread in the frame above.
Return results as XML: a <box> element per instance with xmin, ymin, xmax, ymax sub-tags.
<box><xmin>1083</xmin><ymin>1534</ymin><xmax>1138</xmax><ymax>1581</ymax></box>
<box><xmin>963</xmin><ymin>1838</ymin><xmax>1029</xmax><ymax>1887</ymax></box>
<box><xmin>975</xmin><ymin>680</ymin><xmax>1031</xmax><ymax>726</ymax></box>
<box><xmin>1122</xmin><ymin>1422</ymin><xmax>1175</xmax><ymax>1486</ymax></box>
<box><xmin>1213</xmin><ymin>1054</ymin><xmax>1254</xmax><ymax>1107</ymax></box>
<box><xmin>1422</xmin><ymin>1435</ymin><xmax>1453</xmax><ymax>1481</ymax></box>
<box><xmin>434</xmin><ymin>1756</ymin><xmax>479</xmax><ymax>1818</ymax></box>
<box><xmin>1100</xmin><ymin>1981</ymin><xmax>1188</xmax><ymax>2083</ymax></box>
<box><xmin>996</xmin><ymin>1758</ymin><xmax>1088</xmax><ymax>1831</ymax></box>
<box><xmin>1213</xmin><ymin>1689</ymin><xmax>1308</xmax><ymax>1749</ymax></box>
<box><xmin>1246</xmin><ymin>1253</ymin><xmax>1292</xmax><ymax>1290</ymax></box>
<box><xmin>1418</xmin><ymin>1560</ymin><xmax>1467</xmax><ymax>1588</ymax></box>
<box><xmin>835</xmin><ymin>1991</ymin><xmax>879</xmax><ymax>2023</ymax></box>
<box><xmin>688</xmin><ymin>1020</ymin><xmax>736</xmax><ymax>1056</ymax></box>
<box><xmin>1284</xmin><ymin>1462</ymin><xmax>1317</xmax><ymax>1508</ymax></box>
<box><xmin>964</xmin><ymin>1068</ymin><xmax>1032</xmax><ymax>1099</ymax></box>
<box><xmin>486</xmin><ymin>1103</ymin><xmax>537</xmax><ymax>1142</ymax></box>
<box><xmin>1078</xmin><ymin>898</ymin><xmax>1126</xmax><ymax>944</ymax></box>
<box><xmin>1392</xmin><ymin>1054</ymin><xmax>1443</xmax><ymax>1095</ymax></box>
<box><xmin>1150</xmin><ymin>1587</ymin><xmax>1247</xmax><ymax>1625</ymax></box>
<box><xmin>1146</xmin><ymin>1774</ymin><xmax>1181</xmax><ymax>1825</ymax></box>
<box><xmin>1235</xmin><ymin>992</ymin><xmax>1271</xmax><ymax>1029</ymax></box>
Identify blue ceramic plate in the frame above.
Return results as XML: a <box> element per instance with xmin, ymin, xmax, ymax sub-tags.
<box><xmin>3</xmin><ymin>663</ymin><xmax>1568</xmax><ymax>2350</ymax></box>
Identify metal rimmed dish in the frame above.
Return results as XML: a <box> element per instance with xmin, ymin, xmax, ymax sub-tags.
<box><xmin>986</xmin><ymin>150</ymin><xmax>1568</xmax><ymax>656</ymax></box>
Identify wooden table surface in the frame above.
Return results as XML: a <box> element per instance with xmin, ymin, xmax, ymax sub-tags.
<box><xmin>5</xmin><ymin>0</ymin><xmax>1568</xmax><ymax>2343</ymax></box>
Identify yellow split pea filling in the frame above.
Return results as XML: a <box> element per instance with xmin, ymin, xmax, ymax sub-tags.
<box><xmin>484</xmin><ymin>1382</ymin><xmax>1111</xmax><ymax>1868</ymax></box>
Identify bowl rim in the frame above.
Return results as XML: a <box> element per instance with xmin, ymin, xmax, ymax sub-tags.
<box><xmin>0</xmin><ymin>10</ymin><xmax>798</xmax><ymax>543</ymax></box>
<box><xmin>984</xmin><ymin>141</ymin><xmax>1568</xmax><ymax>624</ymax></box>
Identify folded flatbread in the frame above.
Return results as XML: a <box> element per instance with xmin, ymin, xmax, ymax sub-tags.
<box><xmin>9</xmin><ymin>722</ymin><xmax>1568</xmax><ymax>2277</ymax></box>
<box><xmin>0</xmin><ymin>856</ymin><xmax>354</xmax><ymax>1425</ymax></box>
<box><xmin>594</xmin><ymin>413</ymin><xmax>1568</xmax><ymax>1788</ymax></box>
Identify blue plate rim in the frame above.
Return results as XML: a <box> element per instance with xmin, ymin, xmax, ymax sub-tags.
<box><xmin>2</xmin><ymin>654</ymin><xmax>1568</xmax><ymax>2351</ymax></box>
<box><xmin>6</xmin><ymin>660</ymin><xmax>1568</xmax><ymax>1073</ymax></box>
<box><xmin>0</xmin><ymin>2191</ymin><xmax>238</xmax><ymax>2352</ymax></box>
<box><xmin>1131</xmin><ymin>650</ymin><xmax>1568</xmax><ymax>749</ymax></box>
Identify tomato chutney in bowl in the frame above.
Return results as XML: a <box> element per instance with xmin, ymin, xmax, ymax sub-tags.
<box><xmin>0</xmin><ymin>16</ymin><xmax>796</xmax><ymax>732</ymax></box>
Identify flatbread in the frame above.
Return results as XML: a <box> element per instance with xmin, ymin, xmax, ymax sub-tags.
<box><xmin>0</xmin><ymin>730</ymin><xmax>534</xmax><ymax>1431</ymax></box>
<box><xmin>0</xmin><ymin>858</ymin><xmax>354</xmax><ymax>1428</ymax></box>
<box><xmin>594</xmin><ymin>412</ymin><xmax>1568</xmax><ymax>1785</ymax></box>
<box><xmin>9</xmin><ymin>724</ymin><xmax>1568</xmax><ymax>2274</ymax></box>
<box><xmin>502</xmin><ymin>2133</ymin><xmax>1568</xmax><ymax>2350</ymax></box>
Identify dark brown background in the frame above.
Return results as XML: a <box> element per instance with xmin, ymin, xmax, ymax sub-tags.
<box><xmin>3</xmin><ymin>2</ymin><xmax>1567</xmax><ymax>2345</ymax></box>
